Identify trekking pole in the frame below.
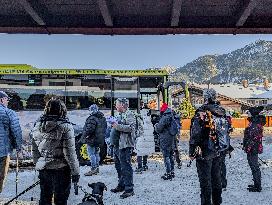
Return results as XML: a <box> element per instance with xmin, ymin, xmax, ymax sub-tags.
<box><xmin>258</xmin><ymin>157</ymin><xmax>268</xmax><ymax>166</ymax></box>
<box><xmin>4</xmin><ymin>181</ymin><xmax>40</xmax><ymax>205</ymax></box>
<box><xmin>15</xmin><ymin>151</ymin><xmax>19</xmax><ymax>204</ymax></box>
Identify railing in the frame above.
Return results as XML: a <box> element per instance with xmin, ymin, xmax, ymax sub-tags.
<box><xmin>181</xmin><ymin>116</ymin><xmax>272</xmax><ymax>130</ymax></box>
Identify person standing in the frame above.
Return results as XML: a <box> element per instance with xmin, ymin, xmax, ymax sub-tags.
<box><xmin>32</xmin><ymin>99</ymin><xmax>80</xmax><ymax>205</ymax></box>
<box><xmin>110</xmin><ymin>98</ymin><xmax>136</xmax><ymax>199</ymax></box>
<box><xmin>243</xmin><ymin>106</ymin><xmax>266</xmax><ymax>192</ymax></box>
<box><xmin>81</xmin><ymin>104</ymin><xmax>107</xmax><ymax>176</ymax></box>
<box><xmin>155</xmin><ymin>103</ymin><xmax>176</xmax><ymax>180</ymax></box>
<box><xmin>189</xmin><ymin>89</ymin><xmax>226</xmax><ymax>205</ymax></box>
<box><xmin>0</xmin><ymin>91</ymin><xmax>22</xmax><ymax>193</ymax></box>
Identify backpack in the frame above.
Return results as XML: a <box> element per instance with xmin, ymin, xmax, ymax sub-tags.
<box><xmin>207</xmin><ymin>114</ymin><xmax>230</xmax><ymax>152</ymax></box>
<box><xmin>169</xmin><ymin>114</ymin><xmax>179</xmax><ymax>136</ymax></box>
<box><xmin>173</xmin><ymin>112</ymin><xmax>181</xmax><ymax>132</ymax></box>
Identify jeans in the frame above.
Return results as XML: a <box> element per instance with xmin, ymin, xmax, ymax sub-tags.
<box><xmin>137</xmin><ymin>155</ymin><xmax>148</xmax><ymax>168</ymax></box>
<box><xmin>87</xmin><ymin>145</ymin><xmax>100</xmax><ymax>169</ymax></box>
<box><xmin>247</xmin><ymin>153</ymin><xmax>261</xmax><ymax>188</ymax></box>
<box><xmin>113</xmin><ymin>147</ymin><xmax>124</xmax><ymax>188</ymax></box>
<box><xmin>196</xmin><ymin>156</ymin><xmax>222</xmax><ymax>205</ymax></box>
<box><xmin>39</xmin><ymin>168</ymin><xmax>71</xmax><ymax>205</ymax></box>
<box><xmin>161</xmin><ymin>149</ymin><xmax>174</xmax><ymax>173</ymax></box>
<box><xmin>113</xmin><ymin>147</ymin><xmax>134</xmax><ymax>192</ymax></box>
<box><xmin>119</xmin><ymin>147</ymin><xmax>134</xmax><ymax>192</ymax></box>
<box><xmin>0</xmin><ymin>156</ymin><xmax>10</xmax><ymax>193</ymax></box>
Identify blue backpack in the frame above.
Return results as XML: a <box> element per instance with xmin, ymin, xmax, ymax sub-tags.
<box><xmin>169</xmin><ymin>113</ymin><xmax>180</xmax><ymax>136</ymax></box>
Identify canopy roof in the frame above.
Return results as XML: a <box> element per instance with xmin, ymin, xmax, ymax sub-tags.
<box><xmin>0</xmin><ymin>0</ymin><xmax>271</xmax><ymax>35</ymax></box>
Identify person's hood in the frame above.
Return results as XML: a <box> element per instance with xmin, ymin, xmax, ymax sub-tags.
<box><xmin>162</xmin><ymin>108</ymin><xmax>172</xmax><ymax>116</ymax></box>
<box><xmin>91</xmin><ymin>110</ymin><xmax>104</xmax><ymax>118</ymax></box>
<box><xmin>39</xmin><ymin>115</ymin><xmax>70</xmax><ymax>133</ymax></box>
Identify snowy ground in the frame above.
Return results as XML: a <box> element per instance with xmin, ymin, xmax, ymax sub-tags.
<box><xmin>1</xmin><ymin>136</ymin><xmax>272</xmax><ymax>205</ymax></box>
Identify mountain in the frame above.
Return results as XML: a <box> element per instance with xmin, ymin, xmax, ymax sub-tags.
<box><xmin>175</xmin><ymin>40</ymin><xmax>272</xmax><ymax>83</ymax></box>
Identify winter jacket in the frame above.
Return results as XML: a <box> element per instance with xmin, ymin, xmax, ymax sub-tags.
<box><xmin>154</xmin><ymin>108</ymin><xmax>175</xmax><ymax>151</ymax></box>
<box><xmin>243</xmin><ymin>115</ymin><xmax>265</xmax><ymax>155</ymax></box>
<box><xmin>115</xmin><ymin>110</ymin><xmax>136</xmax><ymax>149</ymax></box>
<box><xmin>31</xmin><ymin>115</ymin><xmax>80</xmax><ymax>176</ymax></box>
<box><xmin>135</xmin><ymin>109</ymin><xmax>155</xmax><ymax>156</ymax></box>
<box><xmin>0</xmin><ymin>104</ymin><xmax>22</xmax><ymax>158</ymax></box>
<box><xmin>189</xmin><ymin>103</ymin><xmax>226</xmax><ymax>159</ymax></box>
<box><xmin>80</xmin><ymin>111</ymin><xmax>107</xmax><ymax>147</ymax></box>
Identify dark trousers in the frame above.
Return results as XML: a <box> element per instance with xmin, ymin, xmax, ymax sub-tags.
<box><xmin>113</xmin><ymin>148</ymin><xmax>124</xmax><ymax>188</ymax></box>
<box><xmin>196</xmin><ymin>156</ymin><xmax>222</xmax><ymax>205</ymax></box>
<box><xmin>137</xmin><ymin>155</ymin><xmax>148</xmax><ymax>168</ymax></box>
<box><xmin>220</xmin><ymin>154</ymin><xmax>227</xmax><ymax>188</ymax></box>
<box><xmin>247</xmin><ymin>153</ymin><xmax>261</xmax><ymax>188</ymax></box>
<box><xmin>174</xmin><ymin>140</ymin><xmax>181</xmax><ymax>164</ymax></box>
<box><xmin>161</xmin><ymin>149</ymin><xmax>175</xmax><ymax>173</ymax></box>
<box><xmin>39</xmin><ymin>168</ymin><xmax>71</xmax><ymax>205</ymax></box>
<box><xmin>114</xmin><ymin>147</ymin><xmax>134</xmax><ymax>192</ymax></box>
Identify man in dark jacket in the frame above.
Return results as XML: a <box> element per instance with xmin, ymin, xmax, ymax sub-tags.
<box><xmin>243</xmin><ymin>106</ymin><xmax>266</xmax><ymax>192</ymax></box>
<box><xmin>0</xmin><ymin>91</ymin><xmax>22</xmax><ymax>193</ymax></box>
<box><xmin>189</xmin><ymin>89</ymin><xmax>226</xmax><ymax>205</ymax></box>
<box><xmin>81</xmin><ymin>104</ymin><xmax>107</xmax><ymax>176</ymax></box>
<box><xmin>155</xmin><ymin>103</ymin><xmax>176</xmax><ymax>180</ymax></box>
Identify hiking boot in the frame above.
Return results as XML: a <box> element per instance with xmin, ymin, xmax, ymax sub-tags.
<box><xmin>161</xmin><ymin>173</ymin><xmax>172</xmax><ymax>180</ymax></box>
<box><xmin>135</xmin><ymin>167</ymin><xmax>143</xmax><ymax>174</ymax></box>
<box><xmin>143</xmin><ymin>165</ymin><xmax>148</xmax><ymax>171</ymax></box>
<box><xmin>84</xmin><ymin>167</ymin><xmax>99</xmax><ymax>176</ymax></box>
<box><xmin>111</xmin><ymin>186</ymin><xmax>125</xmax><ymax>193</ymax></box>
<box><xmin>120</xmin><ymin>190</ymin><xmax>135</xmax><ymax>199</ymax></box>
<box><xmin>248</xmin><ymin>184</ymin><xmax>255</xmax><ymax>188</ymax></box>
<box><xmin>170</xmin><ymin>171</ymin><xmax>175</xmax><ymax>178</ymax></box>
<box><xmin>177</xmin><ymin>162</ymin><xmax>182</xmax><ymax>169</ymax></box>
<box><xmin>248</xmin><ymin>186</ymin><xmax>262</xmax><ymax>192</ymax></box>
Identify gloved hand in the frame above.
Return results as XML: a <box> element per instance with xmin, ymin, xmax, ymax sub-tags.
<box><xmin>72</xmin><ymin>174</ymin><xmax>80</xmax><ymax>183</ymax></box>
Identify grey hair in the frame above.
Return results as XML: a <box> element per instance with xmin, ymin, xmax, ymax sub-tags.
<box><xmin>116</xmin><ymin>98</ymin><xmax>129</xmax><ymax>107</ymax></box>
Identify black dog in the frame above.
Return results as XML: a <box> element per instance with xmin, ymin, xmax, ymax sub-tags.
<box><xmin>77</xmin><ymin>182</ymin><xmax>107</xmax><ymax>205</ymax></box>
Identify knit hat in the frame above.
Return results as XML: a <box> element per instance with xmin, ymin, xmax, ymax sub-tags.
<box><xmin>0</xmin><ymin>91</ymin><xmax>11</xmax><ymax>100</ymax></box>
<box><xmin>203</xmin><ymin>88</ymin><xmax>217</xmax><ymax>102</ymax></box>
<box><xmin>248</xmin><ymin>106</ymin><xmax>264</xmax><ymax>117</ymax></box>
<box><xmin>89</xmin><ymin>104</ymin><xmax>99</xmax><ymax>114</ymax></box>
<box><xmin>160</xmin><ymin>103</ymin><xmax>168</xmax><ymax>112</ymax></box>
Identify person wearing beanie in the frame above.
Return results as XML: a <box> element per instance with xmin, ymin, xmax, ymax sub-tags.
<box><xmin>155</xmin><ymin>103</ymin><xmax>176</xmax><ymax>180</ymax></box>
<box><xmin>243</xmin><ymin>106</ymin><xmax>266</xmax><ymax>192</ymax></box>
<box><xmin>81</xmin><ymin>104</ymin><xmax>107</xmax><ymax>176</ymax></box>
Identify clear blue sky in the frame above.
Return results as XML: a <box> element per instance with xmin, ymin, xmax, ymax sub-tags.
<box><xmin>1</xmin><ymin>34</ymin><xmax>272</xmax><ymax>70</ymax></box>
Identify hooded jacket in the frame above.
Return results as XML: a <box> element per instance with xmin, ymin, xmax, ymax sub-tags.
<box><xmin>154</xmin><ymin>108</ymin><xmax>175</xmax><ymax>151</ymax></box>
<box><xmin>31</xmin><ymin>115</ymin><xmax>79</xmax><ymax>176</ymax></box>
<box><xmin>81</xmin><ymin>111</ymin><xmax>107</xmax><ymax>147</ymax></box>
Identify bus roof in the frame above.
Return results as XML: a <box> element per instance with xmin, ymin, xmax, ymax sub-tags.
<box><xmin>0</xmin><ymin>64</ymin><xmax>168</xmax><ymax>76</ymax></box>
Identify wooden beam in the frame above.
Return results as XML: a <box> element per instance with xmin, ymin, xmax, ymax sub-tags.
<box><xmin>19</xmin><ymin>0</ymin><xmax>46</xmax><ymax>26</ymax></box>
<box><xmin>97</xmin><ymin>0</ymin><xmax>113</xmax><ymax>27</ymax></box>
<box><xmin>1</xmin><ymin>27</ymin><xmax>272</xmax><ymax>35</ymax></box>
<box><xmin>236</xmin><ymin>0</ymin><xmax>258</xmax><ymax>27</ymax></box>
<box><xmin>171</xmin><ymin>0</ymin><xmax>183</xmax><ymax>27</ymax></box>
